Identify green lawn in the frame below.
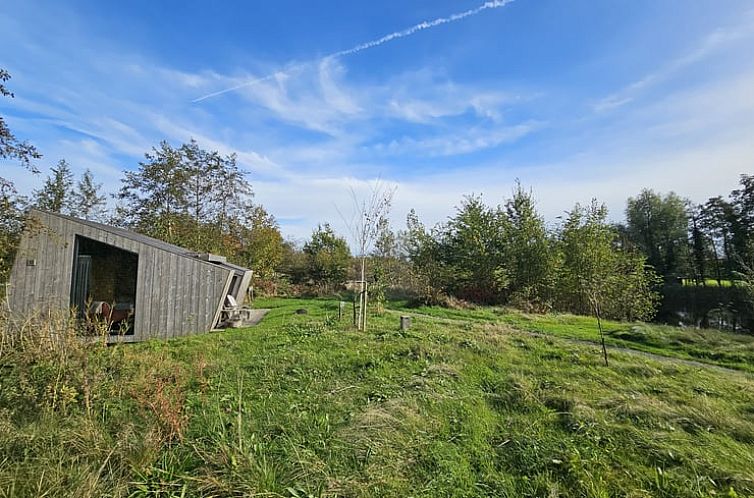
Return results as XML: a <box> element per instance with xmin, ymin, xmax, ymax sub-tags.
<box><xmin>681</xmin><ymin>278</ymin><xmax>737</xmax><ymax>287</ymax></box>
<box><xmin>1</xmin><ymin>298</ymin><xmax>754</xmax><ymax>497</ymax></box>
<box><xmin>391</xmin><ymin>302</ymin><xmax>754</xmax><ymax>373</ymax></box>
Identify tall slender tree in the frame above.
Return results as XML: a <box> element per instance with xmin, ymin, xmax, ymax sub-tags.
<box><xmin>181</xmin><ymin>140</ymin><xmax>222</xmax><ymax>250</ymax></box>
<box><xmin>505</xmin><ymin>182</ymin><xmax>554</xmax><ymax>310</ymax></box>
<box><xmin>688</xmin><ymin>205</ymin><xmax>712</xmax><ymax>285</ymax></box>
<box><xmin>559</xmin><ymin>201</ymin><xmax>616</xmax><ymax>365</ymax></box>
<box><xmin>33</xmin><ymin>159</ymin><xmax>74</xmax><ymax>214</ymax></box>
<box><xmin>699</xmin><ymin>196</ymin><xmax>737</xmax><ymax>281</ymax></box>
<box><xmin>73</xmin><ymin>169</ymin><xmax>107</xmax><ymax>220</ymax></box>
<box><xmin>731</xmin><ymin>174</ymin><xmax>754</xmax><ymax>266</ymax></box>
<box><xmin>339</xmin><ymin>181</ymin><xmax>395</xmax><ymax>330</ymax></box>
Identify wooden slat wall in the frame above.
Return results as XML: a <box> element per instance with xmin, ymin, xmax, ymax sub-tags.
<box><xmin>135</xmin><ymin>246</ymin><xmax>151</xmax><ymax>338</ymax></box>
<box><xmin>8</xmin><ymin>211</ymin><xmax>235</xmax><ymax>342</ymax></box>
<box><xmin>9</xmin><ymin>211</ymin><xmax>73</xmax><ymax>313</ymax></box>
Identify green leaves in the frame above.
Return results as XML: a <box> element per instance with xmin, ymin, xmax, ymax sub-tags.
<box><xmin>404</xmin><ymin>188</ymin><xmax>554</xmax><ymax>308</ymax></box>
<box><xmin>557</xmin><ymin>200</ymin><xmax>660</xmax><ymax>321</ymax></box>
<box><xmin>0</xmin><ymin>68</ymin><xmax>42</xmax><ymax>172</ymax></box>
<box><xmin>73</xmin><ymin>169</ymin><xmax>107</xmax><ymax>221</ymax></box>
<box><xmin>33</xmin><ymin>159</ymin><xmax>74</xmax><ymax>214</ymax></box>
<box><xmin>304</xmin><ymin>224</ymin><xmax>352</xmax><ymax>290</ymax></box>
<box><xmin>626</xmin><ymin>188</ymin><xmax>690</xmax><ymax>281</ymax></box>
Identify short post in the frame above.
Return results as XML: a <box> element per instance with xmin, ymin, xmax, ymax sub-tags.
<box><xmin>338</xmin><ymin>301</ymin><xmax>344</xmax><ymax>320</ymax></box>
<box><xmin>353</xmin><ymin>295</ymin><xmax>357</xmax><ymax>326</ymax></box>
<box><xmin>400</xmin><ymin>315</ymin><xmax>411</xmax><ymax>331</ymax></box>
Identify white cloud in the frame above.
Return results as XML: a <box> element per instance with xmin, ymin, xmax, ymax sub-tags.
<box><xmin>371</xmin><ymin>121</ymin><xmax>541</xmax><ymax>157</ymax></box>
<box><xmin>593</xmin><ymin>12</ymin><xmax>754</xmax><ymax>112</ymax></box>
<box><xmin>256</xmin><ymin>63</ymin><xmax>754</xmax><ymax>239</ymax></box>
<box><xmin>385</xmin><ymin>83</ymin><xmax>515</xmax><ymax>124</ymax></box>
<box><xmin>192</xmin><ymin>0</ymin><xmax>516</xmax><ymax>102</ymax></box>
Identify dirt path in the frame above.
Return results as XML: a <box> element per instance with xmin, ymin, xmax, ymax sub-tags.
<box><xmin>387</xmin><ymin>309</ymin><xmax>751</xmax><ymax>378</ymax></box>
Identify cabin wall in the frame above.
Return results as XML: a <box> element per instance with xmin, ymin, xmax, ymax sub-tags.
<box><xmin>137</xmin><ymin>247</ymin><xmax>232</xmax><ymax>341</ymax></box>
<box><xmin>9</xmin><ymin>211</ymin><xmax>233</xmax><ymax>342</ymax></box>
<box><xmin>9</xmin><ymin>211</ymin><xmax>74</xmax><ymax>314</ymax></box>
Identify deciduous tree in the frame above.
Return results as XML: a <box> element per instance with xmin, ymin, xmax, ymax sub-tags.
<box><xmin>440</xmin><ymin>195</ymin><xmax>509</xmax><ymax>303</ymax></box>
<box><xmin>0</xmin><ymin>179</ymin><xmax>26</xmax><ymax>295</ymax></box>
<box><xmin>626</xmin><ymin>189</ymin><xmax>690</xmax><ymax>281</ymax></box>
<box><xmin>402</xmin><ymin>209</ymin><xmax>450</xmax><ymax>305</ymax></box>
<box><xmin>116</xmin><ymin>140</ymin><xmax>253</xmax><ymax>253</ymax></box>
<box><xmin>117</xmin><ymin>141</ymin><xmax>188</xmax><ymax>243</ymax></box>
<box><xmin>1</xmin><ymin>68</ymin><xmax>39</xmax><ymax>293</ymax></box>
<box><xmin>339</xmin><ymin>181</ymin><xmax>395</xmax><ymax>330</ymax></box>
<box><xmin>304</xmin><ymin>224</ymin><xmax>351</xmax><ymax>293</ymax></box>
<box><xmin>237</xmin><ymin>205</ymin><xmax>284</xmax><ymax>290</ymax></box>
<box><xmin>1</xmin><ymin>69</ymin><xmax>41</xmax><ymax>173</ymax></box>
<box><xmin>557</xmin><ymin>200</ymin><xmax>660</xmax><ymax>364</ymax></box>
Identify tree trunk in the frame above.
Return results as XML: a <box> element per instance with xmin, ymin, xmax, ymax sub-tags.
<box><xmin>595</xmin><ymin>301</ymin><xmax>609</xmax><ymax>367</ymax></box>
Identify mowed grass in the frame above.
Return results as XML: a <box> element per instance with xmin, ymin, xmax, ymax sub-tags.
<box><xmin>1</xmin><ymin>297</ymin><xmax>754</xmax><ymax>497</ymax></box>
<box><xmin>392</xmin><ymin>302</ymin><xmax>754</xmax><ymax>373</ymax></box>
<box><xmin>681</xmin><ymin>278</ymin><xmax>736</xmax><ymax>288</ymax></box>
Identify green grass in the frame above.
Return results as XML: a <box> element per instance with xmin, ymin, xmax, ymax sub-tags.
<box><xmin>2</xmin><ymin>298</ymin><xmax>754</xmax><ymax>497</ymax></box>
<box><xmin>392</xmin><ymin>302</ymin><xmax>754</xmax><ymax>374</ymax></box>
<box><xmin>681</xmin><ymin>278</ymin><xmax>737</xmax><ymax>287</ymax></box>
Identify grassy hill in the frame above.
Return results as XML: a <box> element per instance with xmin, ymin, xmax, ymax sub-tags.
<box><xmin>1</xmin><ymin>298</ymin><xmax>754</xmax><ymax>497</ymax></box>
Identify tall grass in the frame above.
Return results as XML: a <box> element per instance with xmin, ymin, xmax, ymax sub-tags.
<box><xmin>1</xmin><ymin>298</ymin><xmax>753</xmax><ymax>497</ymax></box>
<box><xmin>0</xmin><ymin>308</ymin><xmax>197</xmax><ymax>497</ymax></box>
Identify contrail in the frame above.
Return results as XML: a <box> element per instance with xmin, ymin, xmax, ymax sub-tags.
<box><xmin>193</xmin><ymin>0</ymin><xmax>515</xmax><ymax>103</ymax></box>
<box><xmin>330</xmin><ymin>0</ymin><xmax>514</xmax><ymax>58</ymax></box>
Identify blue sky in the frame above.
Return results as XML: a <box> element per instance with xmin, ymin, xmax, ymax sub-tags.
<box><xmin>2</xmin><ymin>0</ymin><xmax>753</xmax><ymax>240</ymax></box>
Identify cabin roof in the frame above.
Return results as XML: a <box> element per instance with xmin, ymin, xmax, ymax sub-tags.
<box><xmin>31</xmin><ymin>209</ymin><xmax>251</xmax><ymax>275</ymax></box>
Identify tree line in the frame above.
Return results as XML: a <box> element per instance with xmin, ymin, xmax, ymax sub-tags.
<box><xmin>279</xmin><ymin>177</ymin><xmax>754</xmax><ymax>330</ymax></box>
<box><xmin>621</xmin><ymin>181</ymin><xmax>754</xmax><ymax>328</ymax></box>
<box><xmin>391</xmin><ymin>186</ymin><xmax>660</xmax><ymax>321</ymax></box>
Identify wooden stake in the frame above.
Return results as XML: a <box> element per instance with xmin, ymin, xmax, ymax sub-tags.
<box><xmin>595</xmin><ymin>302</ymin><xmax>608</xmax><ymax>367</ymax></box>
<box><xmin>362</xmin><ymin>282</ymin><xmax>368</xmax><ymax>331</ymax></box>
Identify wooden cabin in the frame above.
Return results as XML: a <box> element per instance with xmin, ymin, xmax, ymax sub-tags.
<box><xmin>8</xmin><ymin>209</ymin><xmax>253</xmax><ymax>342</ymax></box>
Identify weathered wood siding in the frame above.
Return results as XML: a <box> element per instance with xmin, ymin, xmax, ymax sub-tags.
<box><xmin>8</xmin><ymin>210</ymin><xmax>233</xmax><ymax>342</ymax></box>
